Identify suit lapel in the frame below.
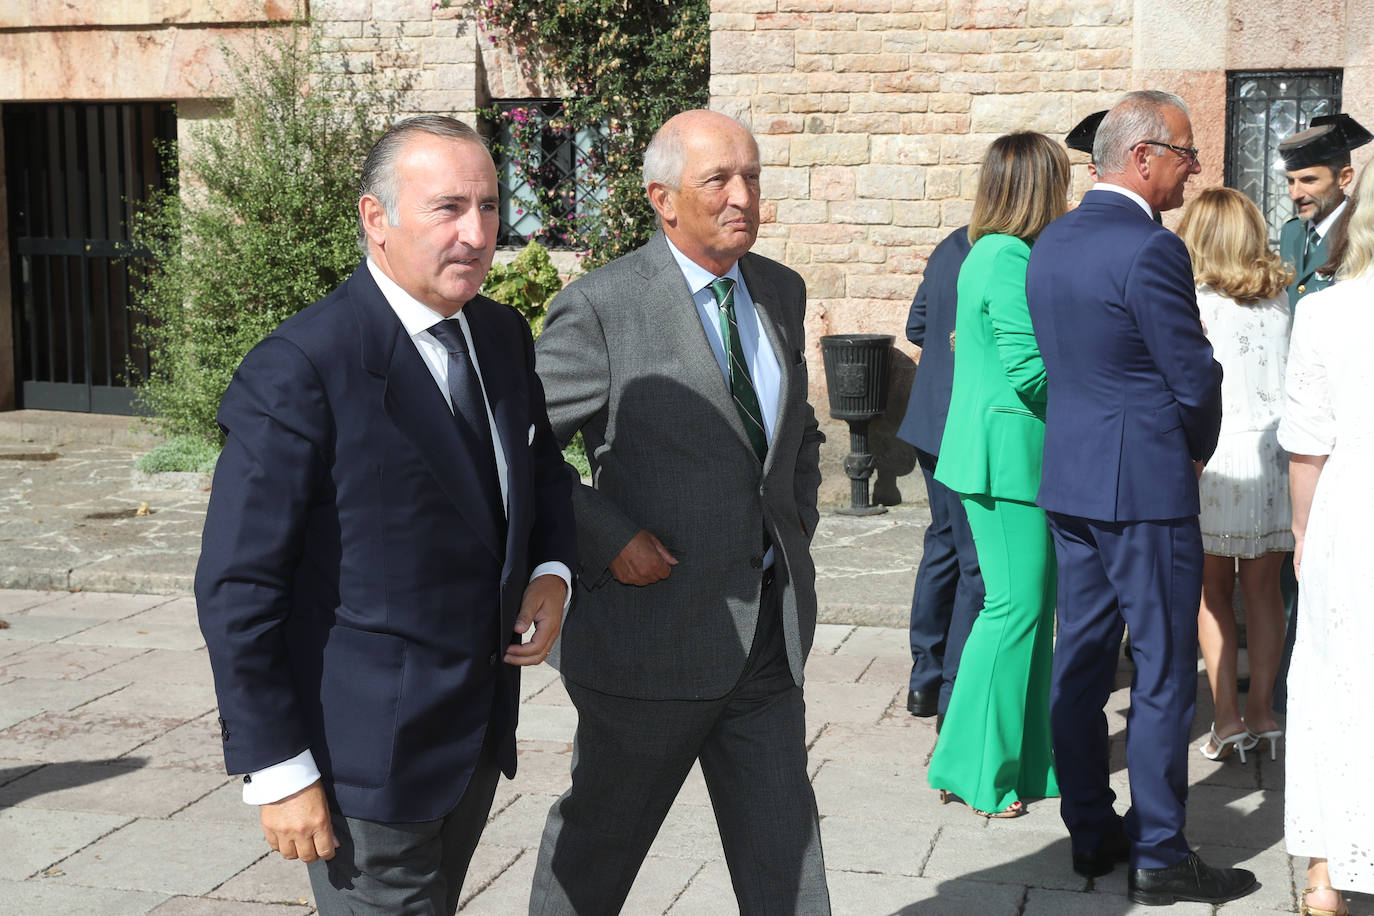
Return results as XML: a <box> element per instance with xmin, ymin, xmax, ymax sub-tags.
<box><xmin>739</xmin><ymin>254</ymin><xmax>791</xmax><ymax>473</ymax></box>
<box><xmin>352</xmin><ymin>267</ymin><xmax>504</xmax><ymax>562</ymax></box>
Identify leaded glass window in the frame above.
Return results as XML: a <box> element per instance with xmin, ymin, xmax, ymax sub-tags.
<box><xmin>488</xmin><ymin>99</ymin><xmax>607</xmax><ymax>249</ymax></box>
<box><xmin>1226</xmin><ymin>70</ymin><xmax>1342</xmax><ymax>245</ymax></box>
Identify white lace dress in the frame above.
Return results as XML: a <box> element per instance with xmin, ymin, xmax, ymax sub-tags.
<box><xmin>1277</xmin><ymin>274</ymin><xmax>1374</xmax><ymax>892</ymax></box>
<box><xmin>1197</xmin><ymin>287</ymin><xmax>1294</xmax><ymax>557</ymax></box>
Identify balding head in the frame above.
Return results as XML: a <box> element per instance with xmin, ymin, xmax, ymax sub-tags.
<box><xmin>643</xmin><ymin>110</ymin><xmax>757</xmax><ymax>191</ymax></box>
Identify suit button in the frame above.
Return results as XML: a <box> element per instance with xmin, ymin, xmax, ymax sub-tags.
<box><xmin>489</xmin><ymin>652</ymin><xmax>499</xmax><ymax>668</ymax></box>
<box><xmin>749</xmin><ymin>556</ymin><xmax>763</xmax><ymax>569</ymax></box>
<box><xmin>1298</xmin><ymin>284</ymin><xmax>1306</xmax><ymax>293</ymax></box>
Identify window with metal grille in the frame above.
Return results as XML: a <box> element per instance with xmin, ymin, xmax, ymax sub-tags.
<box><xmin>488</xmin><ymin>99</ymin><xmax>607</xmax><ymax>249</ymax></box>
<box><xmin>1226</xmin><ymin>70</ymin><xmax>1342</xmax><ymax>246</ymax></box>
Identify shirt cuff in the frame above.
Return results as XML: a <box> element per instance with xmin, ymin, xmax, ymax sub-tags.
<box><xmin>242</xmin><ymin>748</ymin><xmax>321</xmax><ymax>805</ymax></box>
<box><xmin>529</xmin><ymin>561</ymin><xmax>574</xmax><ymax>612</ymax></box>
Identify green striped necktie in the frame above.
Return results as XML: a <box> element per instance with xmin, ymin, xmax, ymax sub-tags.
<box><xmin>708</xmin><ymin>277</ymin><xmax>768</xmax><ymax>463</ymax></box>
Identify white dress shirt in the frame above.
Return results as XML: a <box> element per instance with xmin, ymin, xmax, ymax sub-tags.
<box><xmin>242</xmin><ymin>261</ymin><xmax>572</xmax><ymax>805</ymax></box>
<box><xmin>1093</xmin><ymin>182</ymin><xmax>1154</xmax><ymax>218</ymax></box>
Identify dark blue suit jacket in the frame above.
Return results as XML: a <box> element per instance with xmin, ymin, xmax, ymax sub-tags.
<box><xmin>195</xmin><ymin>264</ymin><xmax>576</xmax><ymax>823</ymax></box>
<box><xmin>896</xmin><ymin>226</ymin><xmax>972</xmax><ymax>455</ymax></box>
<box><xmin>1026</xmin><ymin>190</ymin><xmax>1222</xmax><ymax>522</ymax></box>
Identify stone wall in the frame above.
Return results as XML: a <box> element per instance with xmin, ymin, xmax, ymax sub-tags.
<box><xmin>710</xmin><ymin>0</ymin><xmax>1374</xmax><ymax>506</ymax></box>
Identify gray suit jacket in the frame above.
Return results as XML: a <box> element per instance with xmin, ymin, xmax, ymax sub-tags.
<box><xmin>535</xmin><ymin>231</ymin><xmax>824</xmax><ymax>701</ymax></box>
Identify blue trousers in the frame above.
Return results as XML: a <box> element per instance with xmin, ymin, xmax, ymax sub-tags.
<box><xmin>907</xmin><ymin>447</ymin><xmax>984</xmax><ymax>713</ymax></box>
<box><xmin>1047</xmin><ymin>512</ymin><xmax>1201</xmax><ymax>870</ymax></box>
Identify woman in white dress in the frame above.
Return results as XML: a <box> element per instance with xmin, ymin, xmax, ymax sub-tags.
<box><xmin>1177</xmin><ymin>188</ymin><xmax>1294</xmax><ymax>762</ymax></box>
<box><xmin>1279</xmin><ymin>170</ymin><xmax>1373</xmax><ymax>916</ymax></box>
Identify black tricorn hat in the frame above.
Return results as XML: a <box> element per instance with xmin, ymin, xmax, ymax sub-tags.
<box><xmin>1278</xmin><ymin>113</ymin><xmax>1373</xmax><ymax>170</ymax></box>
<box><xmin>1066</xmin><ymin>110</ymin><xmax>1107</xmax><ymax>155</ymax></box>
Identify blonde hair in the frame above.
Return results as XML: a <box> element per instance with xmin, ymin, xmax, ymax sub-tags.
<box><xmin>1337</xmin><ymin>165</ymin><xmax>1373</xmax><ymax>280</ymax></box>
<box><xmin>1176</xmin><ymin>187</ymin><xmax>1293</xmax><ymax>303</ymax></box>
<box><xmin>968</xmin><ymin>132</ymin><xmax>1071</xmax><ymax>244</ymax></box>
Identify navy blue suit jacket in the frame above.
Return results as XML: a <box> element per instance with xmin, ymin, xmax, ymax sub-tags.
<box><xmin>1026</xmin><ymin>191</ymin><xmax>1222</xmax><ymax>522</ymax></box>
<box><xmin>896</xmin><ymin>226</ymin><xmax>972</xmax><ymax>455</ymax></box>
<box><xmin>195</xmin><ymin>264</ymin><xmax>576</xmax><ymax>823</ymax></box>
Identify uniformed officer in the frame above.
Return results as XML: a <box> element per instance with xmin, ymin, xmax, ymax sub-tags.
<box><xmin>1277</xmin><ymin>113</ymin><xmax>1372</xmax><ymax>310</ymax></box>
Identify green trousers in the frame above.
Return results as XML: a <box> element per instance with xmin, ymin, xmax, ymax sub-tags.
<box><xmin>927</xmin><ymin>494</ymin><xmax>1059</xmax><ymax>813</ymax></box>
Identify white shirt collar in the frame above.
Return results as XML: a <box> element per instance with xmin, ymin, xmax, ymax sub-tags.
<box><xmin>1313</xmin><ymin>198</ymin><xmax>1348</xmax><ymax>240</ymax></box>
<box><xmin>365</xmin><ymin>258</ymin><xmax>464</xmax><ymax>336</ymax></box>
<box><xmin>664</xmin><ymin>235</ymin><xmax>743</xmax><ymax>293</ymax></box>
<box><xmin>1092</xmin><ymin>182</ymin><xmax>1154</xmax><ymax>218</ymax></box>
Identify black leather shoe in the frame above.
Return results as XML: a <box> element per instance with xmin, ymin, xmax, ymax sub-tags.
<box><xmin>1128</xmin><ymin>851</ymin><xmax>1257</xmax><ymax>906</ymax></box>
<box><xmin>906</xmin><ymin>689</ymin><xmax>938</xmax><ymax>717</ymax></box>
<box><xmin>1072</xmin><ymin>825</ymin><xmax>1130</xmax><ymax>877</ymax></box>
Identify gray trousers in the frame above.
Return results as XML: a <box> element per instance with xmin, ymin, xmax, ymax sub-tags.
<box><xmin>306</xmin><ymin>727</ymin><xmax>502</xmax><ymax>915</ymax></box>
<box><xmin>530</xmin><ymin>580</ymin><xmax>831</xmax><ymax>915</ymax></box>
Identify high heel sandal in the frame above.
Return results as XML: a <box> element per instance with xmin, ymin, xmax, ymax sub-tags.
<box><xmin>1300</xmin><ymin>884</ymin><xmax>1349</xmax><ymax>915</ymax></box>
<box><xmin>1198</xmin><ymin>724</ymin><xmax>1258</xmax><ymax>762</ymax></box>
<box><xmin>1245</xmin><ymin>727</ymin><xmax>1283</xmax><ymax>760</ymax></box>
<box><xmin>938</xmin><ymin>789</ymin><xmax>1025</xmax><ymax>819</ymax></box>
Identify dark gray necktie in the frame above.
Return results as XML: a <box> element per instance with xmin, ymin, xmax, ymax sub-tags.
<box><xmin>427</xmin><ymin>319</ymin><xmax>504</xmax><ymax>529</ymax></box>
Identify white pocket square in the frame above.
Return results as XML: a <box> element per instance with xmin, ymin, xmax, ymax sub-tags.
<box><xmin>528</xmin><ymin>424</ymin><xmax>536</xmax><ymax>445</ymax></box>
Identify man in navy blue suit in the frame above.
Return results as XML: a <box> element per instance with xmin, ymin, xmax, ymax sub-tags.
<box><xmin>195</xmin><ymin>116</ymin><xmax>577</xmax><ymax>913</ymax></box>
<box><xmin>1026</xmin><ymin>91</ymin><xmax>1256</xmax><ymax>906</ymax></box>
<box><xmin>895</xmin><ymin>226</ymin><xmax>983</xmax><ymax>728</ymax></box>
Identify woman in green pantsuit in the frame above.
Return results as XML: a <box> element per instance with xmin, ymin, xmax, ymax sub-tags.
<box><xmin>926</xmin><ymin>132</ymin><xmax>1069</xmax><ymax>817</ymax></box>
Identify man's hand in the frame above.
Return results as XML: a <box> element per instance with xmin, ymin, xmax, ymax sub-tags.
<box><xmin>260</xmin><ymin>779</ymin><xmax>337</xmax><ymax>863</ymax></box>
<box><xmin>1194</xmin><ymin>460</ymin><xmax>1205</xmax><ymax>479</ymax></box>
<box><xmin>609</xmin><ymin>530</ymin><xmax>678</xmax><ymax>586</ymax></box>
<box><xmin>505</xmin><ymin>574</ymin><xmax>567</xmax><ymax>665</ymax></box>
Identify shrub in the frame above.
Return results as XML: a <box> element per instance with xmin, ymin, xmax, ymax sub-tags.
<box><xmin>127</xmin><ymin>25</ymin><xmax>404</xmax><ymax>444</ymax></box>
<box><xmin>136</xmin><ymin>435</ymin><xmax>221</xmax><ymax>474</ymax></box>
<box><xmin>482</xmin><ymin>241</ymin><xmax>563</xmax><ymax>334</ymax></box>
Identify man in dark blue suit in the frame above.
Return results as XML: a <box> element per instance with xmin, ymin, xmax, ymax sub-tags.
<box><xmin>195</xmin><ymin>116</ymin><xmax>577</xmax><ymax>913</ymax></box>
<box><xmin>895</xmin><ymin>226</ymin><xmax>983</xmax><ymax>727</ymax></box>
<box><xmin>1026</xmin><ymin>91</ymin><xmax>1256</xmax><ymax>906</ymax></box>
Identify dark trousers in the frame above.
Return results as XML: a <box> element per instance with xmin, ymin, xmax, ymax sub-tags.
<box><xmin>1272</xmin><ymin>551</ymin><xmax>1298</xmax><ymax>713</ymax></box>
<box><xmin>1047</xmin><ymin>512</ymin><xmax>1201</xmax><ymax>870</ymax></box>
<box><xmin>907</xmin><ymin>447</ymin><xmax>984</xmax><ymax>713</ymax></box>
<box><xmin>530</xmin><ymin>579</ymin><xmax>831</xmax><ymax>915</ymax></box>
<box><xmin>306</xmin><ymin>725</ymin><xmax>503</xmax><ymax>915</ymax></box>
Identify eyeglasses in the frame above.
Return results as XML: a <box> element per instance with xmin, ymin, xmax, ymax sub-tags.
<box><xmin>1135</xmin><ymin>140</ymin><xmax>1200</xmax><ymax>164</ymax></box>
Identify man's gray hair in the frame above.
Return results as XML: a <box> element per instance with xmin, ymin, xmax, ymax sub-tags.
<box><xmin>1093</xmin><ymin>90</ymin><xmax>1190</xmax><ymax>175</ymax></box>
<box><xmin>642</xmin><ymin>120</ymin><xmax>687</xmax><ymax>190</ymax></box>
<box><xmin>357</xmin><ymin>115</ymin><xmax>491</xmax><ymax>253</ymax></box>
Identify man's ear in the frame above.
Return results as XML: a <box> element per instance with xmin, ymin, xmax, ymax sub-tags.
<box><xmin>1338</xmin><ymin>164</ymin><xmax>1356</xmax><ymax>191</ymax></box>
<box><xmin>359</xmin><ymin>194</ymin><xmax>390</xmax><ymax>248</ymax></box>
<box><xmin>647</xmin><ymin>182</ymin><xmax>676</xmax><ymax>226</ymax></box>
<box><xmin>1132</xmin><ymin>143</ymin><xmax>1153</xmax><ymax>181</ymax></box>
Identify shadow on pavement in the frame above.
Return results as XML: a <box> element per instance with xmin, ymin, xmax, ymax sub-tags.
<box><xmin>0</xmin><ymin>757</ymin><xmax>148</xmax><ymax>807</ymax></box>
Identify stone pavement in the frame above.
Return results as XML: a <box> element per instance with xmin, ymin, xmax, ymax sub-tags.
<box><xmin>0</xmin><ymin>420</ymin><xmax>1365</xmax><ymax>914</ymax></box>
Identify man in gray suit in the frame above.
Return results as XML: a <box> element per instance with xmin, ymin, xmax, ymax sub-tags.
<box><xmin>529</xmin><ymin>109</ymin><xmax>830</xmax><ymax>915</ymax></box>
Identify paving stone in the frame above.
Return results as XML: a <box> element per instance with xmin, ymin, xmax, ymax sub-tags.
<box><xmin>0</xmin><ymin>878</ymin><xmax>169</xmax><ymax>915</ymax></box>
<box><xmin>663</xmin><ymin>859</ymin><xmax>734</xmax><ymax>914</ymax></box>
<box><xmin>802</xmin><ymin>652</ymin><xmax>873</xmax><ymax>684</ymax></box>
<box><xmin>833</xmin><ymin>625</ymin><xmax>909</xmax><ymax>658</ymax></box>
<box><xmin>810</xmin><ymin>720</ymin><xmax>936</xmax><ymax>768</ymax></box>
<box><xmin>209</xmin><ymin>850</ymin><xmax>315</xmax><ymax>905</ymax></box>
<box><xmin>623</xmin><ymin>855</ymin><xmax>710</xmax><ymax>914</ymax></box>
<box><xmin>52</xmin><ymin>817</ymin><xmax>266</xmax><ymax>896</ymax></box>
<box><xmin>78</xmin><ymin>679</ymin><xmax>219</xmax><ymax>722</ymax></box>
<box><xmin>526</xmin><ymin>673</ymin><xmax>572</xmax><ymax>706</ymax></box>
<box><xmin>480</xmin><ymin>793</ymin><xmax>558</xmax><ymax>849</ymax></box>
<box><xmin>0</xmin><ymin>806</ymin><xmax>131</xmax><ymax>879</ymax></box>
<box><xmin>811</xmin><ymin>624</ymin><xmax>854</xmax><ymax>655</ymax></box>
<box><xmin>647</xmin><ymin>801</ymin><xmax>728</xmax><ymax>862</ymax></box>
<box><xmin>812</xmin><ymin>758</ymin><xmax>973</xmax><ymax>827</ymax></box>
<box><xmin>0</xmin><ymin>643</ymin><xmax>146</xmax><ymax>680</ymax></box>
<box><xmin>804</xmin><ymin>681</ymin><xmax>902</xmax><ymax>729</ymax></box>
<box><xmin>0</xmin><ymin>590</ymin><xmax>64</xmax><ymax>614</ymax></box>
<box><xmin>1183</xmin><ymin>784</ymin><xmax>1285</xmax><ymax>851</ymax></box>
<box><xmin>149</xmin><ymin>897</ymin><xmax>313</xmax><ymax>914</ymax></box>
<box><xmin>0</xmin><ymin>706</ymin><xmax>42</xmax><ymax>729</ymax></box>
<box><xmin>519</xmin><ymin>662</ymin><xmax>560</xmax><ymax>701</ymax></box>
<box><xmin>0</xmin><ymin>636</ymin><xmax>43</xmax><ymax>659</ymax></box>
<box><xmin>456</xmin><ymin>842</ymin><xmax>523</xmax><ymax>909</ymax></box>
<box><xmin>0</xmin><ymin>756</ymin><xmax>44</xmax><ymax>786</ymax></box>
<box><xmin>0</xmin><ymin>615</ymin><xmax>105</xmax><ymax>642</ymax></box>
<box><xmin>824</xmin><ymin>870</ymin><xmax>1025</xmax><ymax>916</ymax></box>
<box><xmin>171</xmin><ymin>778</ymin><xmax>254</xmax><ymax>825</ymax></box>
<box><xmin>0</xmin><ymin>761</ymin><xmax>226</xmax><ymax>817</ymax></box>
<box><xmin>1025</xmin><ymin>886</ymin><xmax>1212</xmax><ymax>914</ymax></box>
<box><xmin>17</xmin><ymin>591</ymin><xmax>170</xmax><ymax>620</ymax></box>
<box><xmin>0</xmin><ymin>708</ymin><xmax>182</xmax><ymax>762</ymax></box>
<box><xmin>61</xmin><ymin>618</ymin><xmax>206</xmax><ymax>650</ymax></box>
<box><xmin>515</xmin><ymin>703</ymin><xmax>578</xmax><ymax>743</ymax></box>
<box><xmin>0</xmin><ymin>674</ymin><xmax>125</xmax><ymax>712</ymax></box>
<box><xmin>924</xmin><ymin>820</ymin><xmax>1080</xmax><ymax>891</ymax></box>
<box><xmin>857</xmin><ymin>653</ymin><xmax>912</xmax><ymax>689</ymax></box>
<box><xmin>96</xmin><ymin>647</ymin><xmax>215</xmax><ymax>686</ymax></box>
<box><xmin>129</xmin><ymin>710</ymin><xmax>228</xmax><ymax>772</ymax></box>
<box><xmin>820</xmin><ymin>813</ymin><xmax>938</xmax><ymax>877</ymax></box>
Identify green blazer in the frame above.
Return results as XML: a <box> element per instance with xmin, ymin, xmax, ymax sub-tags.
<box><xmin>1279</xmin><ymin>216</ymin><xmax>1333</xmax><ymax>311</ymax></box>
<box><xmin>934</xmin><ymin>233</ymin><xmax>1047</xmax><ymax>503</ymax></box>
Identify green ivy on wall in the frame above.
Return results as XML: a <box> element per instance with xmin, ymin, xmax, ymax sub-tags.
<box><xmin>477</xmin><ymin>0</ymin><xmax>710</xmax><ymax>269</ymax></box>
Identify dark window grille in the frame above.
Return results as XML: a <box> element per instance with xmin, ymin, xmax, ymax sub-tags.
<box><xmin>4</xmin><ymin>102</ymin><xmax>177</xmax><ymax>414</ymax></box>
<box><xmin>1226</xmin><ymin>70</ymin><xmax>1342</xmax><ymax>246</ymax></box>
<box><xmin>488</xmin><ymin>99</ymin><xmax>606</xmax><ymax>249</ymax></box>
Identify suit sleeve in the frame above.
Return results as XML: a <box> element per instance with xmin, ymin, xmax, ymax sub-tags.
<box><xmin>906</xmin><ymin>270</ymin><xmax>929</xmax><ymax>348</ymax></box>
<box><xmin>519</xmin><ymin>315</ymin><xmax>578</xmax><ymax>573</ymax></box>
<box><xmin>790</xmin><ymin>277</ymin><xmax>824</xmax><ymax>540</ymax></box>
<box><xmin>194</xmin><ymin>337</ymin><xmax>332</xmax><ymax>776</ymax></box>
<box><xmin>534</xmin><ymin>283</ymin><xmax>642</xmax><ymax>581</ymax></box>
<box><xmin>985</xmin><ymin>242</ymin><xmax>1047</xmax><ymax>409</ymax></box>
<box><xmin>1127</xmin><ymin>231</ymin><xmax>1224</xmax><ymax>463</ymax></box>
